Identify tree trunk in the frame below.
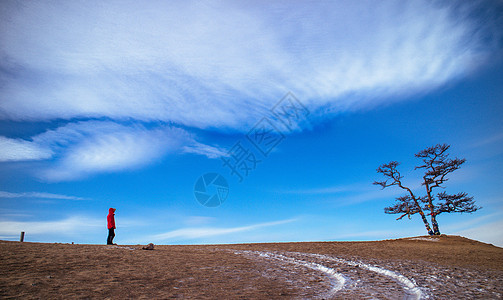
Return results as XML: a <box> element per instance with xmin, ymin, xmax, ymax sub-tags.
<box><xmin>431</xmin><ymin>213</ymin><xmax>440</xmax><ymax>235</ymax></box>
<box><xmin>419</xmin><ymin>211</ymin><xmax>434</xmax><ymax>235</ymax></box>
<box><xmin>408</xmin><ymin>193</ymin><xmax>433</xmax><ymax>235</ymax></box>
<box><xmin>424</xmin><ymin>182</ymin><xmax>440</xmax><ymax>235</ymax></box>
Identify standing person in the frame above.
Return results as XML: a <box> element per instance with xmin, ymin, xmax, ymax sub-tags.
<box><xmin>107</xmin><ymin>208</ymin><xmax>116</xmax><ymax>245</ymax></box>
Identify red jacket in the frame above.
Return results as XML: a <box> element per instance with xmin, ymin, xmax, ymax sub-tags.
<box><xmin>107</xmin><ymin>208</ymin><xmax>116</xmax><ymax>229</ymax></box>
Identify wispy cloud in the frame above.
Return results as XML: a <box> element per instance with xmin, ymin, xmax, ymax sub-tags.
<box><xmin>0</xmin><ymin>120</ymin><xmax>223</xmax><ymax>181</ymax></box>
<box><xmin>0</xmin><ymin>1</ymin><xmax>498</xmax><ymax>130</ymax></box>
<box><xmin>0</xmin><ymin>191</ymin><xmax>86</xmax><ymax>200</ymax></box>
<box><xmin>465</xmin><ymin>131</ymin><xmax>503</xmax><ymax>159</ymax></box>
<box><xmin>0</xmin><ymin>1</ymin><xmax>500</xmax><ymax>180</ymax></box>
<box><xmin>182</xmin><ymin>141</ymin><xmax>228</xmax><ymax>159</ymax></box>
<box><xmin>470</xmin><ymin>132</ymin><xmax>503</xmax><ymax>148</ymax></box>
<box><xmin>283</xmin><ymin>179</ymin><xmax>424</xmax><ymax>206</ymax></box>
<box><xmin>0</xmin><ymin>216</ymin><xmax>102</xmax><ymax>237</ymax></box>
<box><xmin>151</xmin><ymin>218</ymin><xmax>297</xmax><ymax>241</ymax></box>
<box><xmin>454</xmin><ymin>219</ymin><xmax>503</xmax><ymax>247</ymax></box>
<box><xmin>0</xmin><ymin>136</ymin><xmax>53</xmax><ymax>161</ymax></box>
<box><xmin>442</xmin><ymin>212</ymin><xmax>503</xmax><ymax>233</ymax></box>
<box><xmin>332</xmin><ymin>209</ymin><xmax>503</xmax><ymax>246</ymax></box>
<box><xmin>333</xmin><ymin>227</ymin><xmax>425</xmax><ymax>241</ymax></box>
<box><xmin>37</xmin><ymin>121</ymin><xmax>187</xmax><ymax>181</ymax></box>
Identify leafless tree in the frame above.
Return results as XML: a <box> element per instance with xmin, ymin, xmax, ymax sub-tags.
<box><xmin>374</xmin><ymin>144</ymin><xmax>480</xmax><ymax>235</ymax></box>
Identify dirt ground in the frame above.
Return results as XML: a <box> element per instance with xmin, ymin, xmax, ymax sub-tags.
<box><xmin>1</xmin><ymin>235</ymin><xmax>502</xmax><ymax>299</ymax></box>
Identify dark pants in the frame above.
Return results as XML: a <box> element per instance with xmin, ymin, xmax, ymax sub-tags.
<box><xmin>107</xmin><ymin>228</ymin><xmax>115</xmax><ymax>245</ymax></box>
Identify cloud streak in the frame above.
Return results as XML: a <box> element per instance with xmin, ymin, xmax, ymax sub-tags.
<box><xmin>182</xmin><ymin>141</ymin><xmax>228</xmax><ymax>159</ymax></box>
<box><xmin>0</xmin><ymin>216</ymin><xmax>102</xmax><ymax>237</ymax></box>
<box><xmin>0</xmin><ymin>120</ymin><xmax>225</xmax><ymax>181</ymax></box>
<box><xmin>0</xmin><ymin>136</ymin><xmax>53</xmax><ymax>162</ymax></box>
<box><xmin>0</xmin><ymin>0</ymin><xmax>500</xmax><ymax>180</ymax></box>
<box><xmin>0</xmin><ymin>1</ymin><xmax>498</xmax><ymax>130</ymax></box>
<box><xmin>151</xmin><ymin>218</ymin><xmax>297</xmax><ymax>241</ymax></box>
<box><xmin>282</xmin><ymin>179</ymin><xmax>425</xmax><ymax>207</ymax></box>
<box><xmin>0</xmin><ymin>191</ymin><xmax>86</xmax><ymax>200</ymax></box>
<box><xmin>37</xmin><ymin>121</ymin><xmax>187</xmax><ymax>181</ymax></box>
<box><xmin>454</xmin><ymin>220</ymin><xmax>503</xmax><ymax>247</ymax></box>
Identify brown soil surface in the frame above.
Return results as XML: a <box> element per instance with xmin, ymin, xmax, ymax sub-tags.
<box><xmin>228</xmin><ymin>235</ymin><xmax>503</xmax><ymax>271</ymax></box>
<box><xmin>1</xmin><ymin>235</ymin><xmax>502</xmax><ymax>299</ymax></box>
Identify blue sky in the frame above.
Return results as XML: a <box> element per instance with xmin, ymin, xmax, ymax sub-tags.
<box><xmin>1</xmin><ymin>0</ymin><xmax>502</xmax><ymax>246</ymax></box>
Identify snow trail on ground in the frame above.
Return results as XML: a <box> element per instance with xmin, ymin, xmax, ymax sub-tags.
<box><xmin>106</xmin><ymin>245</ymin><xmax>135</xmax><ymax>250</ymax></box>
<box><xmin>407</xmin><ymin>237</ymin><xmax>439</xmax><ymax>242</ymax></box>
<box><xmin>232</xmin><ymin>250</ymin><xmax>424</xmax><ymax>299</ymax></box>
<box><xmin>234</xmin><ymin>250</ymin><xmax>346</xmax><ymax>298</ymax></box>
<box><xmin>302</xmin><ymin>252</ymin><xmax>423</xmax><ymax>299</ymax></box>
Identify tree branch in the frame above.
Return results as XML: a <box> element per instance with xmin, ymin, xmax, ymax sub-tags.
<box><xmin>435</xmin><ymin>192</ymin><xmax>481</xmax><ymax>214</ymax></box>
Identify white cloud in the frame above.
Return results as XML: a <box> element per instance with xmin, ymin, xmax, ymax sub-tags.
<box><xmin>182</xmin><ymin>141</ymin><xmax>228</xmax><ymax>159</ymax></box>
<box><xmin>470</xmin><ymin>132</ymin><xmax>503</xmax><ymax>148</ymax></box>
<box><xmin>441</xmin><ymin>211</ymin><xmax>503</xmax><ymax>245</ymax></box>
<box><xmin>465</xmin><ymin>132</ymin><xmax>503</xmax><ymax>159</ymax></box>
<box><xmin>0</xmin><ymin>216</ymin><xmax>102</xmax><ymax>236</ymax></box>
<box><xmin>333</xmin><ymin>227</ymin><xmax>425</xmax><ymax>241</ymax></box>
<box><xmin>0</xmin><ymin>120</ymin><xmax>222</xmax><ymax>181</ymax></box>
<box><xmin>285</xmin><ymin>179</ymin><xmax>425</xmax><ymax>206</ymax></box>
<box><xmin>0</xmin><ymin>1</ymin><xmax>497</xmax><ymax>130</ymax></box>
<box><xmin>0</xmin><ymin>191</ymin><xmax>86</xmax><ymax>200</ymax></box>
<box><xmin>330</xmin><ymin>213</ymin><xmax>503</xmax><ymax>247</ymax></box>
<box><xmin>1</xmin><ymin>1</ymin><xmax>500</xmax><ymax>180</ymax></box>
<box><xmin>454</xmin><ymin>219</ymin><xmax>503</xmax><ymax>247</ymax></box>
<box><xmin>36</xmin><ymin>121</ymin><xmax>188</xmax><ymax>181</ymax></box>
<box><xmin>151</xmin><ymin>218</ymin><xmax>297</xmax><ymax>241</ymax></box>
<box><xmin>0</xmin><ymin>136</ymin><xmax>53</xmax><ymax>161</ymax></box>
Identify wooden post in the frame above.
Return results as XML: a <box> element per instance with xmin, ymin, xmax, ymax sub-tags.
<box><xmin>20</xmin><ymin>231</ymin><xmax>25</xmax><ymax>242</ymax></box>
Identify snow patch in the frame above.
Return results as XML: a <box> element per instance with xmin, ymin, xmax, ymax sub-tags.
<box><xmin>106</xmin><ymin>245</ymin><xmax>135</xmax><ymax>250</ymax></box>
<box><xmin>305</xmin><ymin>253</ymin><xmax>423</xmax><ymax>299</ymax></box>
<box><xmin>231</xmin><ymin>250</ymin><xmax>425</xmax><ymax>299</ymax></box>
<box><xmin>234</xmin><ymin>250</ymin><xmax>346</xmax><ymax>298</ymax></box>
<box><xmin>408</xmin><ymin>237</ymin><xmax>439</xmax><ymax>242</ymax></box>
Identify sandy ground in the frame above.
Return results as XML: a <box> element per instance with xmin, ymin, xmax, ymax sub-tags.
<box><xmin>0</xmin><ymin>235</ymin><xmax>502</xmax><ymax>299</ymax></box>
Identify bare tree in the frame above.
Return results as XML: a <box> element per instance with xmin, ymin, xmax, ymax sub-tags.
<box><xmin>374</xmin><ymin>144</ymin><xmax>480</xmax><ymax>235</ymax></box>
<box><xmin>374</xmin><ymin>161</ymin><xmax>434</xmax><ymax>235</ymax></box>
